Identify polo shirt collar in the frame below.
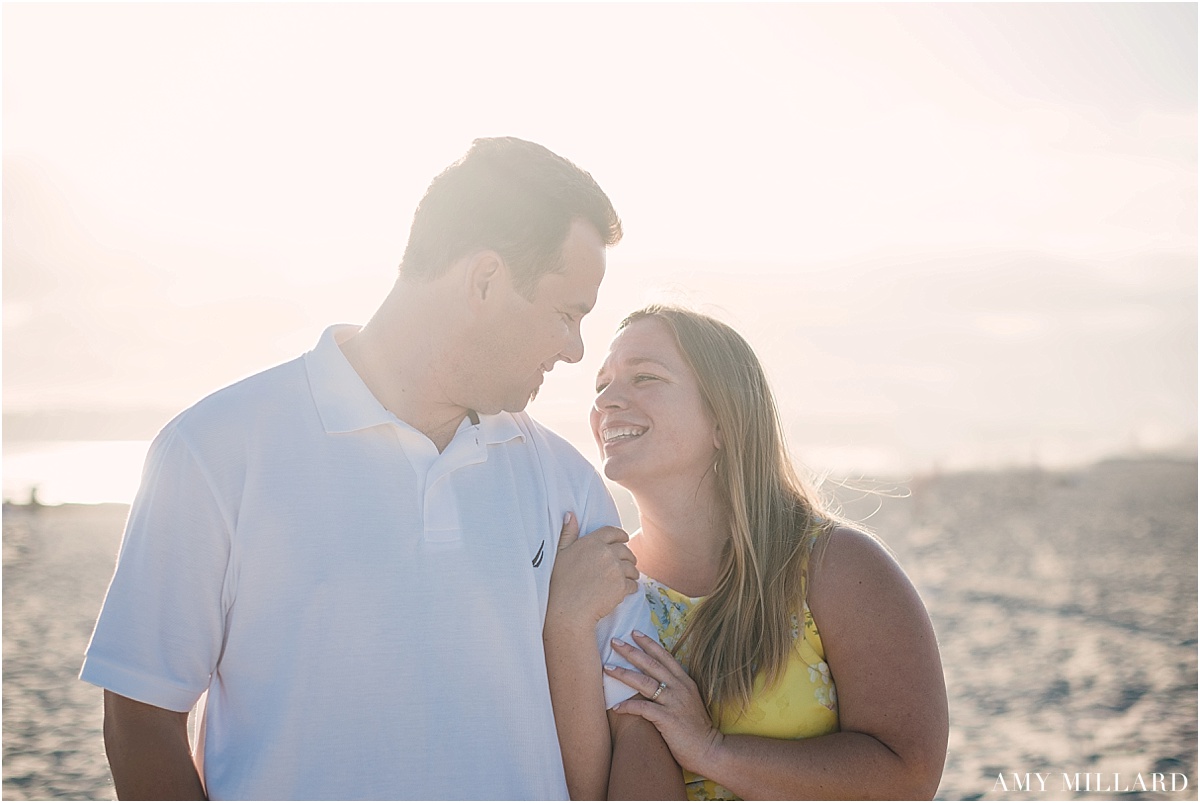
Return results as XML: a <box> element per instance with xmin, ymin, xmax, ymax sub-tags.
<box><xmin>304</xmin><ymin>325</ymin><xmax>526</xmax><ymax>446</ymax></box>
<box><xmin>305</xmin><ymin>325</ymin><xmax>395</xmax><ymax>434</ymax></box>
<box><xmin>476</xmin><ymin>409</ymin><xmax>524</xmax><ymax>446</ymax></box>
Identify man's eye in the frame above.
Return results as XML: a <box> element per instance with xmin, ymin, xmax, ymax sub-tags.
<box><xmin>595</xmin><ymin>382</ymin><xmax>609</xmax><ymax>393</ymax></box>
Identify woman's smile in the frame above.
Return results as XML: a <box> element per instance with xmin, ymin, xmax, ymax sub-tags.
<box><xmin>600</xmin><ymin>425</ymin><xmax>648</xmax><ymax>447</ymax></box>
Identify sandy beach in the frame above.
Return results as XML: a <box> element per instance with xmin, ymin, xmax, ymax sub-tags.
<box><xmin>835</xmin><ymin>458</ymin><xmax>1197</xmax><ymax>800</ymax></box>
<box><xmin>3</xmin><ymin>457</ymin><xmax>1195</xmax><ymax>800</ymax></box>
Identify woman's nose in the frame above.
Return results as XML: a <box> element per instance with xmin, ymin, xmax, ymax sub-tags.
<box><xmin>594</xmin><ymin>382</ymin><xmax>625</xmax><ymax>410</ymax></box>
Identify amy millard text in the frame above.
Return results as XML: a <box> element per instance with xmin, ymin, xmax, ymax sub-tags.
<box><xmin>993</xmin><ymin>772</ymin><xmax>1190</xmax><ymax>793</ymax></box>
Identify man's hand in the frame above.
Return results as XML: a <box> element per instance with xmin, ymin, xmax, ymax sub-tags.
<box><xmin>547</xmin><ymin>513</ymin><xmax>639</xmax><ymax>628</ymax></box>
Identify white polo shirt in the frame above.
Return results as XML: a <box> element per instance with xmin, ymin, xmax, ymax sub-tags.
<box><xmin>81</xmin><ymin>325</ymin><xmax>650</xmax><ymax>801</ymax></box>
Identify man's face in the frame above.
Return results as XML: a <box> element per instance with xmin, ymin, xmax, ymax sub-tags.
<box><xmin>469</xmin><ymin>218</ymin><xmax>607</xmax><ymax>414</ymax></box>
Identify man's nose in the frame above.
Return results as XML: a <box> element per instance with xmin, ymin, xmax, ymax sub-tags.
<box><xmin>559</xmin><ymin>327</ymin><xmax>585</xmax><ymax>365</ymax></box>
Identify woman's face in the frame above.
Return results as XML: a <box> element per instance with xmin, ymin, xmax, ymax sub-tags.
<box><xmin>590</xmin><ymin>317</ymin><xmax>720</xmax><ymax>489</ymax></box>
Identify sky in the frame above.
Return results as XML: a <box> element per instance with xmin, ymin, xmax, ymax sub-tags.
<box><xmin>3</xmin><ymin>3</ymin><xmax>1196</xmax><ymax>502</ymax></box>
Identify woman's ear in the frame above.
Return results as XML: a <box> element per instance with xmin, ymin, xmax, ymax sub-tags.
<box><xmin>713</xmin><ymin>423</ymin><xmax>722</xmax><ymax>451</ymax></box>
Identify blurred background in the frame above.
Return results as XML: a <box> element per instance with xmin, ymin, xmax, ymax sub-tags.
<box><xmin>5</xmin><ymin>3</ymin><xmax>1195</xmax><ymax>504</ymax></box>
<box><xmin>3</xmin><ymin>4</ymin><xmax>1195</xmax><ymax>800</ymax></box>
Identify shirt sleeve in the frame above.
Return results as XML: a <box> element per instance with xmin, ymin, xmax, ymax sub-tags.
<box><xmin>79</xmin><ymin>424</ymin><xmax>234</xmax><ymax>712</ymax></box>
<box><xmin>576</xmin><ymin>471</ymin><xmax>656</xmax><ymax>709</ymax></box>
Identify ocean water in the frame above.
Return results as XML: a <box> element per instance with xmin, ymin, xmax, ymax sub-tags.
<box><xmin>3</xmin><ymin>441</ymin><xmax>151</xmax><ymax>506</ymax></box>
<box><xmin>5</xmin><ymin>430</ymin><xmax>1194</xmax><ymax>507</ymax></box>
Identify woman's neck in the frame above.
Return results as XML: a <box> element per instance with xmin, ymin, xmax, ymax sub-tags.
<box><xmin>630</xmin><ymin>476</ymin><xmax>729</xmax><ymax>598</ymax></box>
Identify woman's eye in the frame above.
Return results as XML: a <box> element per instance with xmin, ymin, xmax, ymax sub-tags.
<box><xmin>634</xmin><ymin>374</ymin><xmax>658</xmax><ymax>383</ymax></box>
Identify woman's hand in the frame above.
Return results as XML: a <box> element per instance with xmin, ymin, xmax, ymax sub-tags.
<box><xmin>546</xmin><ymin>513</ymin><xmax>639</xmax><ymax>630</ymax></box>
<box><xmin>605</xmin><ymin>631</ymin><xmax>725</xmax><ymax>774</ymax></box>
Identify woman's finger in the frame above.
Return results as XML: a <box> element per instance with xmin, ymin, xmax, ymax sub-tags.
<box><xmin>591</xmin><ymin>526</ymin><xmax>630</xmax><ymax>544</ymax></box>
<box><xmin>630</xmin><ymin>631</ymin><xmax>692</xmax><ymax>683</ymax></box>
<box><xmin>604</xmin><ymin>664</ymin><xmax>664</xmax><ymax>700</ymax></box>
<box><xmin>610</xmin><ymin>638</ymin><xmax>671</xmax><ymax>680</ymax></box>
<box><xmin>610</xmin><ymin>696</ymin><xmax>662</xmax><ymax>723</ymax></box>
<box><xmin>612</xmin><ymin>543</ymin><xmax>637</xmax><ymax>564</ymax></box>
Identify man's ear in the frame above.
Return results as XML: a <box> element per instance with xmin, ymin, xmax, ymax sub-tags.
<box><xmin>465</xmin><ymin>250</ymin><xmax>505</xmax><ymax>307</ymax></box>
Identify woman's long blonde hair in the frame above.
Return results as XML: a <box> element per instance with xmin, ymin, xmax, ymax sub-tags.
<box><xmin>620</xmin><ymin>304</ymin><xmax>837</xmax><ymax>719</ymax></box>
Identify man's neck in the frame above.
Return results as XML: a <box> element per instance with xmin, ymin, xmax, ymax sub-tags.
<box><xmin>339</xmin><ymin>282</ymin><xmax>470</xmax><ymax>453</ymax></box>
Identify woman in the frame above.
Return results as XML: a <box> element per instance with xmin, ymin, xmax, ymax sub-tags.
<box><xmin>552</xmin><ymin>304</ymin><xmax>948</xmax><ymax>800</ymax></box>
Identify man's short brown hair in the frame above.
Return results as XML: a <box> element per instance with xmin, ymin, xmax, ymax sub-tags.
<box><xmin>400</xmin><ymin>137</ymin><xmax>622</xmax><ymax>297</ymax></box>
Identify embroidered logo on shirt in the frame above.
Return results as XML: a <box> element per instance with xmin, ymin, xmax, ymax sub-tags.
<box><xmin>532</xmin><ymin>539</ymin><xmax>545</xmax><ymax>568</ymax></box>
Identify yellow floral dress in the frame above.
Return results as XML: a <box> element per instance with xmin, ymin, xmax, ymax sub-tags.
<box><xmin>643</xmin><ymin>575</ymin><xmax>840</xmax><ymax>801</ymax></box>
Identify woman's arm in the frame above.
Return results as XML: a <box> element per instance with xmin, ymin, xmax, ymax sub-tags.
<box><xmin>546</xmin><ymin>612</ymin><xmax>684</xmax><ymax>801</ymax></box>
<box><xmin>608</xmin><ymin>525</ymin><xmax>949</xmax><ymax>800</ymax></box>
<box><xmin>544</xmin><ymin>604</ymin><xmax>612</xmax><ymax>799</ymax></box>
<box><xmin>608</xmin><ymin>709</ymin><xmax>687</xmax><ymax>800</ymax></box>
<box><xmin>543</xmin><ymin>514</ymin><xmax>637</xmax><ymax>799</ymax></box>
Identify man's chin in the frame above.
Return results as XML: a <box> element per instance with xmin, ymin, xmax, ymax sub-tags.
<box><xmin>508</xmin><ymin>392</ymin><xmax>535</xmax><ymax>413</ymax></box>
<box><xmin>508</xmin><ymin>386</ymin><xmax>538</xmax><ymax>410</ymax></box>
<box><xmin>476</xmin><ymin>393</ymin><xmax>535</xmax><ymax>417</ymax></box>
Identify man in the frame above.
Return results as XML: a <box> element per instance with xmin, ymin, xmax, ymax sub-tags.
<box><xmin>81</xmin><ymin>138</ymin><xmax>681</xmax><ymax>800</ymax></box>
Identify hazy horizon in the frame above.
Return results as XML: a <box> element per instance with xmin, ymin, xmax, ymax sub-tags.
<box><xmin>6</xmin><ymin>243</ymin><xmax>1196</xmax><ymax>505</ymax></box>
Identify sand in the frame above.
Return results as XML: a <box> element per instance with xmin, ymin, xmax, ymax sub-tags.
<box><xmin>3</xmin><ymin>458</ymin><xmax>1196</xmax><ymax>800</ymax></box>
<box><xmin>4</xmin><ymin>503</ymin><xmax>128</xmax><ymax>800</ymax></box>
<box><xmin>833</xmin><ymin>458</ymin><xmax>1197</xmax><ymax>800</ymax></box>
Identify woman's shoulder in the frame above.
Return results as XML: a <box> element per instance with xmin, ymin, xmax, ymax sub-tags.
<box><xmin>806</xmin><ymin>523</ymin><xmax>934</xmax><ymax>654</ymax></box>
<box><xmin>808</xmin><ymin>525</ymin><xmax>914</xmax><ymax>612</ymax></box>
<box><xmin>811</xmin><ymin>523</ymin><xmax>891</xmax><ymax>566</ymax></box>
<box><xmin>802</xmin><ymin>519</ymin><xmax>884</xmax><ymax>579</ymax></box>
